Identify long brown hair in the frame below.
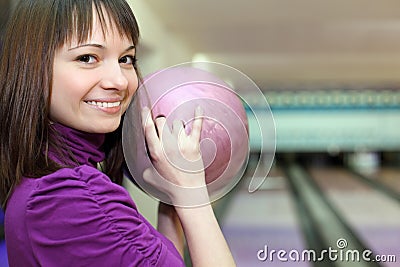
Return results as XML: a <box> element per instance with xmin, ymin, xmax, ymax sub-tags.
<box><xmin>0</xmin><ymin>0</ymin><xmax>140</xmax><ymax>207</ymax></box>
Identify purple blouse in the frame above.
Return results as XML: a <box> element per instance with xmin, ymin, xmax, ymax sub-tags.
<box><xmin>5</xmin><ymin>124</ymin><xmax>184</xmax><ymax>266</ymax></box>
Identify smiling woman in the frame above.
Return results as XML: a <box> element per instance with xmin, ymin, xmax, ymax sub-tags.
<box><xmin>51</xmin><ymin>13</ymin><xmax>138</xmax><ymax>133</ymax></box>
<box><xmin>0</xmin><ymin>0</ymin><xmax>235</xmax><ymax>266</ymax></box>
<box><xmin>0</xmin><ymin>0</ymin><xmax>140</xmax><ymax>199</ymax></box>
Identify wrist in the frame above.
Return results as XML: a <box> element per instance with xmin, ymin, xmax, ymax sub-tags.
<box><xmin>174</xmin><ymin>201</ymin><xmax>215</xmax><ymax>223</ymax></box>
<box><xmin>168</xmin><ymin>185</ymin><xmax>211</xmax><ymax>208</ymax></box>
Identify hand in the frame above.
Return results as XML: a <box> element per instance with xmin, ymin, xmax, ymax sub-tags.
<box><xmin>142</xmin><ymin>107</ymin><xmax>236</xmax><ymax>266</ymax></box>
<box><xmin>141</xmin><ymin>106</ymin><xmax>207</xmax><ymax>204</ymax></box>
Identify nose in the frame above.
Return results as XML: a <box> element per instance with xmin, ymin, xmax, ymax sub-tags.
<box><xmin>100</xmin><ymin>62</ymin><xmax>129</xmax><ymax>91</ymax></box>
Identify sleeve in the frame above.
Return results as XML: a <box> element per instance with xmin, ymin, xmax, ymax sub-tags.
<box><xmin>25</xmin><ymin>166</ymin><xmax>184</xmax><ymax>267</ymax></box>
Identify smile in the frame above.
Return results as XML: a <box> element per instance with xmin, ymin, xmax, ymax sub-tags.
<box><xmin>85</xmin><ymin>101</ymin><xmax>121</xmax><ymax>108</ymax></box>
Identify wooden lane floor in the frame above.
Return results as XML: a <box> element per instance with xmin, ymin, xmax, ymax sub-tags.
<box><xmin>366</xmin><ymin>167</ymin><xmax>400</xmax><ymax>194</ymax></box>
<box><xmin>217</xmin><ymin>157</ymin><xmax>400</xmax><ymax>267</ymax></box>
<box><xmin>307</xmin><ymin>166</ymin><xmax>399</xmax><ymax>267</ymax></box>
<box><xmin>214</xmin><ymin>155</ymin><xmax>399</xmax><ymax>267</ymax></box>
<box><xmin>348</xmin><ymin>166</ymin><xmax>400</xmax><ymax>202</ymax></box>
<box><xmin>218</xmin><ymin>163</ymin><xmax>311</xmax><ymax>267</ymax></box>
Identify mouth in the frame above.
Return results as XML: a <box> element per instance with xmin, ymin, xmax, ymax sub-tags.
<box><xmin>84</xmin><ymin>100</ymin><xmax>122</xmax><ymax>108</ymax></box>
<box><xmin>83</xmin><ymin>99</ymin><xmax>125</xmax><ymax>115</ymax></box>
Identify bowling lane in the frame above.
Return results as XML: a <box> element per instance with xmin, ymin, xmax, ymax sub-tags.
<box><xmin>361</xmin><ymin>167</ymin><xmax>400</xmax><ymax>195</ymax></box>
<box><xmin>220</xmin><ymin>162</ymin><xmax>311</xmax><ymax>267</ymax></box>
<box><xmin>308</xmin><ymin>167</ymin><xmax>400</xmax><ymax>267</ymax></box>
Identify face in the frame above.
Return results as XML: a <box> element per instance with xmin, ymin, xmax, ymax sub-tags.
<box><xmin>51</xmin><ymin>12</ymin><xmax>138</xmax><ymax>133</ymax></box>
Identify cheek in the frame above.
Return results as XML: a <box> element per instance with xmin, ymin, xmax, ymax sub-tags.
<box><xmin>52</xmin><ymin>73</ymin><xmax>81</xmax><ymax>104</ymax></box>
<box><xmin>50</xmin><ymin>69</ymin><xmax>69</xmax><ymax>118</ymax></box>
<box><xmin>53</xmin><ymin>67</ymin><xmax>97</xmax><ymax>98</ymax></box>
<box><xmin>128</xmin><ymin>72</ymin><xmax>139</xmax><ymax>97</ymax></box>
<box><xmin>131</xmin><ymin>74</ymin><xmax>139</xmax><ymax>95</ymax></box>
<box><xmin>121</xmin><ymin>72</ymin><xmax>139</xmax><ymax>113</ymax></box>
<box><xmin>50</xmin><ymin>69</ymin><xmax>94</xmax><ymax>115</ymax></box>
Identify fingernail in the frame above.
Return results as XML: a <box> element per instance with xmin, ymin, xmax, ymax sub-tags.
<box><xmin>142</xmin><ymin>106</ymin><xmax>150</xmax><ymax>117</ymax></box>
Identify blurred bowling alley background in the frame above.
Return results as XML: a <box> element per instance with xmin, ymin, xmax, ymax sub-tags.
<box><xmin>2</xmin><ymin>0</ymin><xmax>400</xmax><ymax>266</ymax></box>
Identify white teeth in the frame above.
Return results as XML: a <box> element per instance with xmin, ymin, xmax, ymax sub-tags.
<box><xmin>86</xmin><ymin>101</ymin><xmax>121</xmax><ymax>108</ymax></box>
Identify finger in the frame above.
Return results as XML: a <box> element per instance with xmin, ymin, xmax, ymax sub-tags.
<box><xmin>190</xmin><ymin>106</ymin><xmax>203</xmax><ymax>142</ymax></box>
<box><xmin>141</xmin><ymin>107</ymin><xmax>160</xmax><ymax>151</ymax></box>
<box><xmin>154</xmin><ymin>116</ymin><xmax>167</xmax><ymax>139</ymax></box>
<box><xmin>172</xmin><ymin>119</ymin><xmax>185</xmax><ymax>138</ymax></box>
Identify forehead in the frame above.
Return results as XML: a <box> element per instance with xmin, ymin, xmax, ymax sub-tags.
<box><xmin>62</xmin><ymin>3</ymin><xmax>134</xmax><ymax>47</ymax></box>
<box><xmin>71</xmin><ymin>13</ymin><xmax>130</xmax><ymax>45</ymax></box>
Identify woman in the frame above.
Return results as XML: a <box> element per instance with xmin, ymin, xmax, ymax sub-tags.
<box><xmin>0</xmin><ymin>0</ymin><xmax>235</xmax><ymax>266</ymax></box>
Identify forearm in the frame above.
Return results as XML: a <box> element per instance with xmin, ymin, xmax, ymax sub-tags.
<box><xmin>176</xmin><ymin>204</ymin><xmax>236</xmax><ymax>267</ymax></box>
<box><xmin>157</xmin><ymin>202</ymin><xmax>185</xmax><ymax>257</ymax></box>
<box><xmin>143</xmin><ymin>107</ymin><xmax>234</xmax><ymax>265</ymax></box>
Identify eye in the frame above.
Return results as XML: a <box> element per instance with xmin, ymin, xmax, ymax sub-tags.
<box><xmin>119</xmin><ymin>55</ymin><xmax>137</xmax><ymax>66</ymax></box>
<box><xmin>76</xmin><ymin>54</ymin><xmax>97</xmax><ymax>64</ymax></box>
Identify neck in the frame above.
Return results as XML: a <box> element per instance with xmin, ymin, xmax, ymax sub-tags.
<box><xmin>48</xmin><ymin>123</ymin><xmax>106</xmax><ymax>168</ymax></box>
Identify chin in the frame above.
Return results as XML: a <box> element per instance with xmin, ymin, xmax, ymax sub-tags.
<box><xmin>84</xmin><ymin>119</ymin><xmax>122</xmax><ymax>134</ymax></box>
<box><xmin>97</xmin><ymin>123</ymin><xmax>121</xmax><ymax>134</ymax></box>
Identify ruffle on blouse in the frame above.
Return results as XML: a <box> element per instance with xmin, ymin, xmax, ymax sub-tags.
<box><xmin>7</xmin><ymin>166</ymin><xmax>184</xmax><ymax>267</ymax></box>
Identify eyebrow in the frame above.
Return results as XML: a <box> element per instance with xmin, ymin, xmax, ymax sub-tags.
<box><xmin>68</xmin><ymin>43</ymin><xmax>135</xmax><ymax>52</ymax></box>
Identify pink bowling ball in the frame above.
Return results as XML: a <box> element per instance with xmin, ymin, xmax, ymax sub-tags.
<box><xmin>123</xmin><ymin>65</ymin><xmax>249</xmax><ymax>203</ymax></box>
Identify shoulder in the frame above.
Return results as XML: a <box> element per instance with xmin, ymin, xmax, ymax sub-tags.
<box><xmin>19</xmin><ymin>166</ymin><xmax>183</xmax><ymax>266</ymax></box>
<box><xmin>33</xmin><ymin>165</ymin><xmax>119</xmax><ymax>192</ymax></box>
<box><xmin>30</xmin><ymin>165</ymin><xmax>137</xmax><ymax>210</ymax></box>
<box><xmin>26</xmin><ymin>165</ymin><xmax>141</xmax><ymax>231</ymax></box>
